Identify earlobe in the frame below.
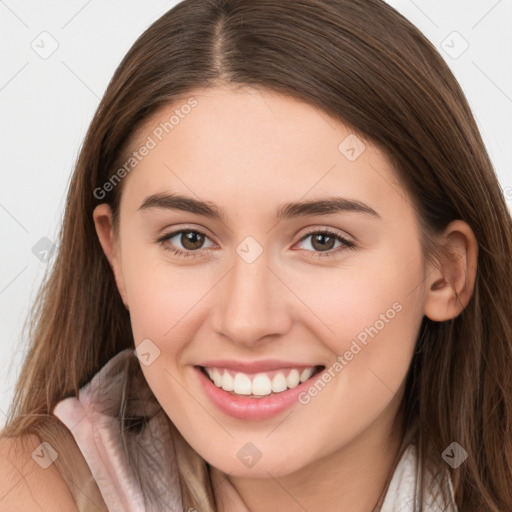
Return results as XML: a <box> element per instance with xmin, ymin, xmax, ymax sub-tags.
<box><xmin>93</xmin><ymin>204</ymin><xmax>129</xmax><ymax>309</ymax></box>
<box><xmin>424</xmin><ymin>220</ymin><xmax>478</xmax><ymax>322</ymax></box>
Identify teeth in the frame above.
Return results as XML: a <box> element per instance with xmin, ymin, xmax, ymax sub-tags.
<box><xmin>221</xmin><ymin>371</ymin><xmax>234</xmax><ymax>391</ymax></box>
<box><xmin>204</xmin><ymin>366</ymin><xmax>318</xmax><ymax>397</ymax></box>
<box><xmin>271</xmin><ymin>373</ymin><xmax>287</xmax><ymax>393</ymax></box>
<box><xmin>233</xmin><ymin>373</ymin><xmax>252</xmax><ymax>395</ymax></box>
<box><xmin>286</xmin><ymin>369</ymin><xmax>300</xmax><ymax>389</ymax></box>
<box><xmin>212</xmin><ymin>368</ymin><xmax>223</xmax><ymax>387</ymax></box>
<box><xmin>252</xmin><ymin>374</ymin><xmax>273</xmax><ymax>396</ymax></box>
<box><xmin>300</xmin><ymin>367</ymin><xmax>313</xmax><ymax>382</ymax></box>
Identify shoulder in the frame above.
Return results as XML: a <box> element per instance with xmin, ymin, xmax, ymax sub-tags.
<box><xmin>0</xmin><ymin>433</ymin><xmax>79</xmax><ymax>511</ymax></box>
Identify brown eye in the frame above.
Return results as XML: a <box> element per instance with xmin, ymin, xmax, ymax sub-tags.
<box><xmin>296</xmin><ymin>229</ymin><xmax>356</xmax><ymax>258</ymax></box>
<box><xmin>180</xmin><ymin>231</ymin><xmax>205</xmax><ymax>250</ymax></box>
<box><xmin>157</xmin><ymin>229</ymin><xmax>215</xmax><ymax>258</ymax></box>
<box><xmin>310</xmin><ymin>233</ymin><xmax>337</xmax><ymax>251</ymax></box>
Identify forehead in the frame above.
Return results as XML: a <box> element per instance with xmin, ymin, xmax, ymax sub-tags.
<box><xmin>120</xmin><ymin>85</ymin><xmax>409</xmax><ymax>220</ymax></box>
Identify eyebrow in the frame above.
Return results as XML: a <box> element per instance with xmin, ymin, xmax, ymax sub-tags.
<box><xmin>138</xmin><ymin>192</ymin><xmax>380</xmax><ymax>221</ymax></box>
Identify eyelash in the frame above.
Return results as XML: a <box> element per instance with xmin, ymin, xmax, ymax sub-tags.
<box><xmin>156</xmin><ymin>227</ymin><xmax>356</xmax><ymax>259</ymax></box>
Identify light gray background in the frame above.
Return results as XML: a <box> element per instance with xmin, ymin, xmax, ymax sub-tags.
<box><xmin>1</xmin><ymin>0</ymin><xmax>511</xmax><ymax>428</ymax></box>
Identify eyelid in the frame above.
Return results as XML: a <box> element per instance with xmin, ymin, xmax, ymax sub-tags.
<box><xmin>156</xmin><ymin>226</ymin><xmax>217</xmax><ymax>258</ymax></box>
<box><xmin>157</xmin><ymin>225</ymin><xmax>356</xmax><ymax>258</ymax></box>
<box><xmin>156</xmin><ymin>223</ymin><xmax>217</xmax><ymax>241</ymax></box>
<box><xmin>295</xmin><ymin>225</ymin><xmax>354</xmax><ymax>244</ymax></box>
<box><xmin>292</xmin><ymin>228</ymin><xmax>356</xmax><ymax>257</ymax></box>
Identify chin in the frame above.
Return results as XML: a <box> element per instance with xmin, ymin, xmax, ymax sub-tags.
<box><xmin>201</xmin><ymin>444</ymin><xmax>310</xmax><ymax>478</ymax></box>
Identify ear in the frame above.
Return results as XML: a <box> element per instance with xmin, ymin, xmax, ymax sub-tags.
<box><xmin>424</xmin><ymin>220</ymin><xmax>478</xmax><ymax>321</ymax></box>
<box><xmin>93</xmin><ymin>204</ymin><xmax>129</xmax><ymax>309</ymax></box>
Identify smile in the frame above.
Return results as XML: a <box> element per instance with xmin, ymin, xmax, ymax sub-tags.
<box><xmin>194</xmin><ymin>363</ymin><xmax>325</xmax><ymax>421</ymax></box>
<box><xmin>202</xmin><ymin>366</ymin><xmax>323</xmax><ymax>397</ymax></box>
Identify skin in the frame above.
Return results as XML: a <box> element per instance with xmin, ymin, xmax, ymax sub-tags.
<box><xmin>94</xmin><ymin>85</ymin><xmax>478</xmax><ymax>512</ymax></box>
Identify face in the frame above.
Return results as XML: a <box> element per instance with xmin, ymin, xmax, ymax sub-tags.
<box><xmin>95</xmin><ymin>85</ymin><xmax>429</xmax><ymax>478</ymax></box>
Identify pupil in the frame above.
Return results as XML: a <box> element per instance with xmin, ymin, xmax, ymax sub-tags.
<box><xmin>182</xmin><ymin>231</ymin><xmax>204</xmax><ymax>250</ymax></box>
<box><xmin>313</xmin><ymin>233</ymin><xmax>334</xmax><ymax>251</ymax></box>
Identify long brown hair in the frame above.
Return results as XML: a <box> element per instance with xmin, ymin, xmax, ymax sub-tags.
<box><xmin>3</xmin><ymin>0</ymin><xmax>512</xmax><ymax>510</ymax></box>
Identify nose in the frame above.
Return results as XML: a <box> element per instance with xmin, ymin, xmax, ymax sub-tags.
<box><xmin>211</xmin><ymin>249</ymin><xmax>292</xmax><ymax>348</ymax></box>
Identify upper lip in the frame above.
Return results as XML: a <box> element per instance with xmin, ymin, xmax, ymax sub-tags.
<box><xmin>197</xmin><ymin>359</ymin><xmax>323</xmax><ymax>373</ymax></box>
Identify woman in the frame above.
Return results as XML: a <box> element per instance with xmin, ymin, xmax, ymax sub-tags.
<box><xmin>1</xmin><ymin>0</ymin><xmax>511</xmax><ymax>511</ymax></box>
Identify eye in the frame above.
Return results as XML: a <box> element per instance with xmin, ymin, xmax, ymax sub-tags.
<box><xmin>157</xmin><ymin>229</ymin><xmax>215</xmax><ymax>258</ymax></box>
<box><xmin>295</xmin><ymin>229</ymin><xmax>356</xmax><ymax>258</ymax></box>
<box><xmin>157</xmin><ymin>227</ymin><xmax>356</xmax><ymax>259</ymax></box>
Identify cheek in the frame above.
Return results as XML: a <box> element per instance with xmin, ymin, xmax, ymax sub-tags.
<box><xmin>284</xmin><ymin>252</ymin><xmax>424</xmax><ymax>457</ymax></box>
<box><xmin>289</xmin><ymin>246</ymin><xmax>425</xmax><ymax>355</ymax></box>
<box><xmin>121</xmin><ymin>244</ymin><xmax>213</xmax><ymax>345</ymax></box>
<box><xmin>310</xmin><ymin>244</ymin><xmax>425</xmax><ymax>413</ymax></box>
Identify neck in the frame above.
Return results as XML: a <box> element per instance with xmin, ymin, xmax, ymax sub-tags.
<box><xmin>212</xmin><ymin>398</ymin><xmax>406</xmax><ymax>512</ymax></box>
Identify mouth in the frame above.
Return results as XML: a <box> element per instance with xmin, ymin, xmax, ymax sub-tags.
<box><xmin>198</xmin><ymin>365</ymin><xmax>325</xmax><ymax>398</ymax></box>
<box><xmin>193</xmin><ymin>363</ymin><xmax>326</xmax><ymax>420</ymax></box>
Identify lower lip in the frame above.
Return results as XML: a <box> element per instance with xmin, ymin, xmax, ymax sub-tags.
<box><xmin>194</xmin><ymin>366</ymin><xmax>319</xmax><ymax>421</ymax></box>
